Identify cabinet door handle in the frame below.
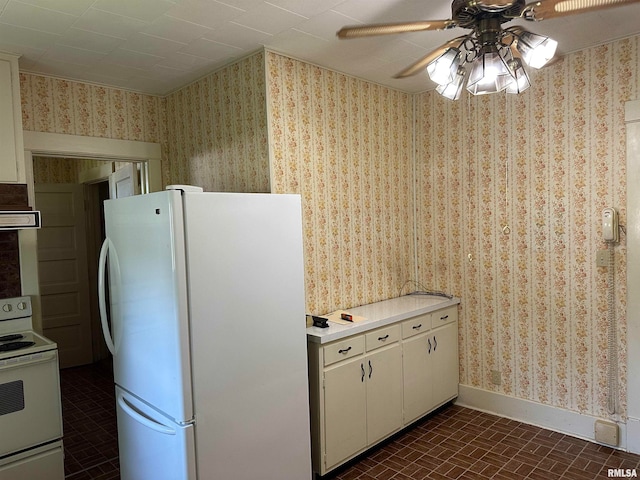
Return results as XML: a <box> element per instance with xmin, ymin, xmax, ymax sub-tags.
<box><xmin>378</xmin><ymin>334</ymin><xmax>389</xmax><ymax>341</ymax></box>
<box><xmin>412</xmin><ymin>324</ymin><xmax>422</xmax><ymax>330</ymax></box>
<box><xmin>433</xmin><ymin>335</ymin><xmax>437</xmax><ymax>351</ymax></box>
<box><xmin>368</xmin><ymin>360</ymin><xmax>372</xmax><ymax>379</ymax></box>
<box><xmin>361</xmin><ymin>363</ymin><xmax>365</xmax><ymax>382</ymax></box>
<box><xmin>440</xmin><ymin>314</ymin><xmax>449</xmax><ymax>321</ymax></box>
<box><xmin>428</xmin><ymin>338</ymin><xmax>432</xmax><ymax>354</ymax></box>
<box><xmin>338</xmin><ymin>346</ymin><xmax>352</xmax><ymax>354</ymax></box>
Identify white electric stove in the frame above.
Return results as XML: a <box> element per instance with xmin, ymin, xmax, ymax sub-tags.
<box><xmin>0</xmin><ymin>296</ymin><xmax>64</xmax><ymax>480</ymax></box>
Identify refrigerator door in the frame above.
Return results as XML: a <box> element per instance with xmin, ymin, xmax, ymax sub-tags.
<box><xmin>116</xmin><ymin>386</ymin><xmax>196</xmax><ymax>480</ymax></box>
<box><xmin>184</xmin><ymin>193</ymin><xmax>312</xmax><ymax>479</ymax></box>
<box><xmin>101</xmin><ymin>190</ymin><xmax>193</xmax><ymax>422</ymax></box>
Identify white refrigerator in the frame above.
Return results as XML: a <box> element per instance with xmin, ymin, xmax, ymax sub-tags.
<box><xmin>98</xmin><ymin>186</ymin><xmax>312</xmax><ymax>480</ymax></box>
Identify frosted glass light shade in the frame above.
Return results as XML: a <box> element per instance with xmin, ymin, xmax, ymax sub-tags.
<box><xmin>505</xmin><ymin>59</ymin><xmax>531</xmax><ymax>94</ymax></box>
<box><xmin>517</xmin><ymin>32</ymin><xmax>558</xmax><ymax>69</ymax></box>
<box><xmin>427</xmin><ymin>48</ymin><xmax>461</xmax><ymax>85</ymax></box>
<box><xmin>436</xmin><ymin>67</ymin><xmax>465</xmax><ymax>100</ymax></box>
<box><xmin>466</xmin><ymin>50</ymin><xmax>513</xmax><ymax>95</ymax></box>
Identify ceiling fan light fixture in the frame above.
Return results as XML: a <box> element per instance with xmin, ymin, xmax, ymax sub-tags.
<box><xmin>426</xmin><ymin>47</ymin><xmax>461</xmax><ymax>85</ymax></box>
<box><xmin>436</xmin><ymin>67</ymin><xmax>466</xmax><ymax>100</ymax></box>
<box><xmin>516</xmin><ymin>31</ymin><xmax>558</xmax><ymax>68</ymax></box>
<box><xmin>466</xmin><ymin>49</ymin><xmax>513</xmax><ymax>95</ymax></box>
<box><xmin>505</xmin><ymin>59</ymin><xmax>531</xmax><ymax>94</ymax></box>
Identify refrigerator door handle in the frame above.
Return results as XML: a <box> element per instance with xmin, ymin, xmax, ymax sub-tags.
<box><xmin>118</xmin><ymin>393</ymin><xmax>177</xmax><ymax>436</ymax></box>
<box><xmin>98</xmin><ymin>237</ymin><xmax>116</xmax><ymax>355</ymax></box>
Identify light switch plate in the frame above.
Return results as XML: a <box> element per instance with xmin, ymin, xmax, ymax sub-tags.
<box><xmin>596</xmin><ymin>249</ymin><xmax>609</xmax><ymax>267</ymax></box>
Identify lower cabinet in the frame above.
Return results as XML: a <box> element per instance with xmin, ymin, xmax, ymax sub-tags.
<box><xmin>402</xmin><ymin>332</ymin><xmax>433</xmax><ymax>424</ymax></box>
<box><xmin>365</xmin><ymin>344</ymin><xmax>403</xmax><ymax>445</ymax></box>
<box><xmin>324</xmin><ymin>356</ymin><xmax>367</xmax><ymax>468</ymax></box>
<box><xmin>322</xmin><ymin>327</ymin><xmax>403</xmax><ymax>471</ymax></box>
<box><xmin>308</xmin><ymin>304</ymin><xmax>459</xmax><ymax>476</ymax></box>
<box><xmin>431</xmin><ymin>321</ymin><xmax>459</xmax><ymax>407</ymax></box>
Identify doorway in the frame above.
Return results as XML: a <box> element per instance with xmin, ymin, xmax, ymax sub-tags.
<box><xmin>33</xmin><ymin>157</ymin><xmax>142</xmax><ymax>368</ymax></box>
<box><xmin>21</xmin><ymin>131</ymin><xmax>161</xmax><ymax>368</ymax></box>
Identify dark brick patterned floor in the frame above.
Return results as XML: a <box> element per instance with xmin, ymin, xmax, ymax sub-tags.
<box><xmin>327</xmin><ymin>405</ymin><xmax>640</xmax><ymax>480</ymax></box>
<box><xmin>60</xmin><ymin>362</ymin><xmax>640</xmax><ymax>480</ymax></box>
<box><xmin>60</xmin><ymin>359</ymin><xmax>119</xmax><ymax>479</ymax></box>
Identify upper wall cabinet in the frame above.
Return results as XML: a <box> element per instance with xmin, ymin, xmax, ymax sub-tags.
<box><xmin>0</xmin><ymin>52</ymin><xmax>25</xmax><ymax>183</ymax></box>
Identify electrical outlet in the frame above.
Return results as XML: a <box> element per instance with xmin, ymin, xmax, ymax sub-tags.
<box><xmin>596</xmin><ymin>249</ymin><xmax>609</xmax><ymax>267</ymax></box>
<box><xmin>491</xmin><ymin>370</ymin><xmax>502</xmax><ymax>385</ymax></box>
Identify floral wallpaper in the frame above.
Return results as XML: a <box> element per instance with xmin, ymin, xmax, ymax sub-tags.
<box><xmin>164</xmin><ymin>52</ymin><xmax>270</xmax><ymax>192</ymax></box>
<box><xmin>415</xmin><ymin>36</ymin><xmax>638</xmax><ymax>419</ymax></box>
<box><xmin>20</xmin><ymin>73</ymin><xmax>164</xmax><ymax>144</ymax></box>
<box><xmin>20</xmin><ymin>72</ymin><xmax>167</xmax><ymax>185</ymax></box>
<box><xmin>266</xmin><ymin>52</ymin><xmax>415</xmax><ymax>315</ymax></box>
<box><xmin>17</xmin><ymin>35</ymin><xmax>639</xmax><ymax>424</ymax></box>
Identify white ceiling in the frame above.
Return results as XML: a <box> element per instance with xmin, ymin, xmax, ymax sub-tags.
<box><xmin>0</xmin><ymin>0</ymin><xmax>639</xmax><ymax>96</ymax></box>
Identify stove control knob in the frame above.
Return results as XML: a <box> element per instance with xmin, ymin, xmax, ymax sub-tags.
<box><xmin>2</xmin><ymin>304</ymin><xmax>12</xmax><ymax>312</ymax></box>
<box><xmin>17</xmin><ymin>302</ymin><xmax>26</xmax><ymax>310</ymax></box>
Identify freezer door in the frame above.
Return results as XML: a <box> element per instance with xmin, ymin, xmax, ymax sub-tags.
<box><xmin>116</xmin><ymin>387</ymin><xmax>195</xmax><ymax>480</ymax></box>
<box><xmin>102</xmin><ymin>190</ymin><xmax>193</xmax><ymax>422</ymax></box>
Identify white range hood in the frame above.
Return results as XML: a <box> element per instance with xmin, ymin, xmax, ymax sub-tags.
<box><xmin>0</xmin><ymin>211</ymin><xmax>41</xmax><ymax>230</ymax></box>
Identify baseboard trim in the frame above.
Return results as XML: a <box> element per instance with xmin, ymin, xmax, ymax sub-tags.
<box><xmin>455</xmin><ymin>384</ymin><xmax>628</xmax><ymax>451</ymax></box>
<box><xmin>627</xmin><ymin>417</ymin><xmax>640</xmax><ymax>454</ymax></box>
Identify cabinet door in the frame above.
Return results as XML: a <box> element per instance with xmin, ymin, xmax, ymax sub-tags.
<box><xmin>0</xmin><ymin>55</ymin><xmax>22</xmax><ymax>183</ymax></box>
<box><xmin>324</xmin><ymin>357</ymin><xmax>367</xmax><ymax>469</ymax></box>
<box><xmin>366</xmin><ymin>344</ymin><xmax>403</xmax><ymax>445</ymax></box>
<box><xmin>403</xmin><ymin>333</ymin><xmax>433</xmax><ymax>424</ymax></box>
<box><xmin>431</xmin><ymin>322</ymin><xmax>459</xmax><ymax>407</ymax></box>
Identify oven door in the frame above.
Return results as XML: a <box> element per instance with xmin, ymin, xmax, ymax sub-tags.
<box><xmin>0</xmin><ymin>350</ymin><xmax>63</xmax><ymax>456</ymax></box>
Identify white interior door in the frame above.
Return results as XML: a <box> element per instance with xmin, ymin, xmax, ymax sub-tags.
<box><xmin>35</xmin><ymin>184</ymin><xmax>92</xmax><ymax>368</ymax></box>
<box><xmin>109</xmin><ymin>163</ymin><xmax>140</xmax><ymax>199</ymax></box>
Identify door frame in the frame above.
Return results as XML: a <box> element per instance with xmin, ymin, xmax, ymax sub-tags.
<box><xmin>20</xmin><ymin>131</ymin><xmax>162</xmax><ymax>332</ymax></box>
<box><xmin>626</xmin><ymin>99</ymin><xmax>640</xmax><ymax>453</ymax></box>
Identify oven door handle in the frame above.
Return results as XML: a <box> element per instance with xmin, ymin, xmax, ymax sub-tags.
<box><xmin>98</xmin><ymin>237</ymin><xmax>117</xmax><ymax>356</ymax></box>
<box><xmin>0</xmin><ymin>351</ymin><xmax>57</xmax><ymax>372</ymax></box>
<box><xmin>117</xmin><ymin>394</ymin><xmax>177</xmax><ymax>436</ymax></box>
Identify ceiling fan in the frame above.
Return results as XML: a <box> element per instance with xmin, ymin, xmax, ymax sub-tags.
<box><xmin>337</xmin><ymin>0</ymin><xmax>640</xmax><ymax>99</ymax></box>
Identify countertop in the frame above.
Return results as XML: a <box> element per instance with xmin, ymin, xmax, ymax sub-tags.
<box><xmin>306</xmin><ymin>293</ymin><xmax>461</xmax><ymax>344</ymax></box>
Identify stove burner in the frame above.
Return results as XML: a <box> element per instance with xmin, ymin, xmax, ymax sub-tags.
<box><xmin>0</xmin><ymin>334</ymin><xmax>24</xmax><ymax>342</ymax></box>
<box><xmin>0</xmin><ymin>341</ymin><xmax>35</xmax><ymax>352</ymax></box>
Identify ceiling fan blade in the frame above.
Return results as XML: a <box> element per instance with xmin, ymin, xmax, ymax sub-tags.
<box><xmin>524</xmin><ymin>0</ymin><xmax>640</xmax><ymax>20</ymax></box>
<box><xmin>393</xmin><ymin>36</ymin><xmax>468</xmax><ymax>78</ymax></box>
<box><xmin>337</xmin><ymin>20</ymin><xmax>457</xmax><ymax>39</ymax></box>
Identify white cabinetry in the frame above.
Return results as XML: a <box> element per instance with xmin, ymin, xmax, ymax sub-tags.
<box><xmin>431</xmin><ymin>311</ymin><xmax>459</xmax><ymax>407</ymax></box>
<box><xmin>0</xmin><ymin>52</ymin><xmax>25</xmax><ymax>183</ymax></box>
<box><xmin>320</xmin><ymin>325</ymin><xmax>403</xmax><ymax>472</ymax></box>
<box><xmin>307</xmin><ymin>296</ymin><xmax>460</xmax><ymax>476</ymax></box>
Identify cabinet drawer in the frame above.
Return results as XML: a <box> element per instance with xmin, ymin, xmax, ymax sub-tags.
<box><xmin>401</xmin><ymin>314</ymin><xmax>431</xmax><ymax>339</ymax></box>
<box><xmin>324</xmin><ymin>336</ymin><xmax>365</xmax><ymax>366</ymax></box>
<box><xmin>431</xmin><ymin>306</ymin><xmax>458</xmax><ymax>329</ymax></box>
<box><xmin>365</xmin><ymin>325</ymin><xmax>401</xmax><ymax>352</ymax></box>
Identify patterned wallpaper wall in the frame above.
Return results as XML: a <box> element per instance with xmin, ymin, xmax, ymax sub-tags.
<box><xmin>164</xmin><ymin>52</ymin><xmax>270</xmax><ymax>192</ymax></box>
<box><xmin>266</xmin><ymin>52</ymin><xmax>415</xmax><ymax>315</ymax></box>
<box><xmin>32</xmin><ymin>156</ymin><xmax>82</xmax><ymax>184</ymax></box>
<box><xmin>415</xmin><ymin>36</ymin><xmax>638</xmax><ymax>419</ymax></box>
<box><xmin>20</xmin><ymin>73</ymin><xmax>165</xmax><ymax>143</ymax></box>
<box><xmin>20</xmin><ymin>73</ymin><xmax>167</xmax><ymax>185</ymax></box>
<box><xmin>16</xmin><ymin>38</ymin><xmax>638</xmax><ymax>422</ymax></box>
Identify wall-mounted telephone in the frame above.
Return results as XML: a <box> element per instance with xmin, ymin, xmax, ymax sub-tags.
<box><xmin>602</xmin><ymin>207</ymin><xmax>619</xmax><ymax>243</ymax></box>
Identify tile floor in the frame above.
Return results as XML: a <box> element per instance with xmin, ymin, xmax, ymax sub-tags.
<box><xmin>60</xmin><ymin>361</ymin><xmax>640</xmax><ymax>480</ymax></box>
<box><xmin>60</xmin><ymin>359</ymin><xmax>120</xmax><ymax>480</ymax></box>
<box><xmin>327</xmin><ymin>405</ymin><xmax>640</xmax><ymax>480</ymax></box>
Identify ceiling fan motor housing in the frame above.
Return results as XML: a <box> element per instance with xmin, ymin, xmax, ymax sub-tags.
<box><xmin>452</xmin><ymin>0</ymin><xmax>525</xmax><ymax>27</ymax></box>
